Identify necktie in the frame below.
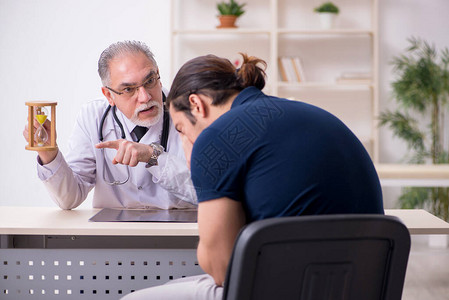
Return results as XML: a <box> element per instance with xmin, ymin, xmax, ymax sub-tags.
<box><xmin>132</xmin><ymin>126</ymin><xmax>148</xmax><ymax>142</ymax></box>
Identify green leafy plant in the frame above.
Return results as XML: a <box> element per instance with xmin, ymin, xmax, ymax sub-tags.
<box><xmin>217</xmin><ymin>0</ymin><xmax>246</xmax><ymax>17</ymax></box>
<box><xmin>379</xmin><ymin>37</ymin><xmax>449</xmax><ymax>221</ymax></box>
<box><xmin>314</xmin><ymin>2</ymin><xmax>339</xmax><ymax>14</ymax></box>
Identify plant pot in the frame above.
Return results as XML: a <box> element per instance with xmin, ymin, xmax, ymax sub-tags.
<box><xmin>318</xmin><ymin>12</ymin><xmax>337</xmax><ymax>29</ymax></box>
<box><xmin>217</xmin><ymin>15</ymin><xmax>238</xmax><ymax>28</ymax></box>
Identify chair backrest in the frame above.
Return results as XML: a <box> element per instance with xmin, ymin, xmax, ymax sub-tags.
<box><xmin>223</xmin><ymin>214</ymin><xmax>411</xmax><ymax>300</ymax></box>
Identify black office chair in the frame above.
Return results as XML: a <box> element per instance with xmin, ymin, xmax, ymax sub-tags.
<box><xmin>223</xmin><ymin>214</ymin><xmax>411</xmax><ymax>300</ymax></box>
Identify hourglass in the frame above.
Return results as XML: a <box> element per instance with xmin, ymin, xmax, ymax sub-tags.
<box><xmin>25</xmin><ymin>101</ymin><xmax>58</xmax><ymax>151</ymax></box>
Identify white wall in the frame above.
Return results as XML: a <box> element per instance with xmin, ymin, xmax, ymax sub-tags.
<box><xmin>0</xmin><ymin>0</ymin><xmax>170</xmax><ymax>207</ymax></box>
<box><xmin>378</xmin><ymin>0</ymin><xmax>449</xmax><ymax>163</ymax></box>
<box><xmin>0</xmin><ymin>0</ymin><xmax>448</xmax><ymax>207</ymax></box>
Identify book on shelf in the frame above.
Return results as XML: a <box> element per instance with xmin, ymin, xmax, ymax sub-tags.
<box><xmin>280</xmin><ymin>57</ymin><xmax>296</xmax><ymax>82</ymax></box>
<box><xmin>278</xmin><ymin>56</ymin><xmax>306</xmax><ymax>83</ymax></box>
<box><xmin>339</xmin><ymin>71</ymin><xmax>371</xmax><ymax>79</ymax></box>
<box><xmin>336</xmin><ymin>78</ymin><xmax>372</xmax><ymax>85</ymax></box>
<box><xmin>292</xmin><ymin>57</ymin><xmax>306</xmax><ymax>82</ymax></box>
<box><xmin>278</xmin><ymin>57</ymin><xmax>289</xmax><ymax>82</ymax></box>
<box><xmin>336</xmin><ymin>71</ymin><xmax>372</xmax><ymax>85</ymax></box>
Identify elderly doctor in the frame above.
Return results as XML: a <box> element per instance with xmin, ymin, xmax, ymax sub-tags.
<box><xmin>23</xmin><ymin>40</ymin><xmax>197</xmax><ymax>210</ymax></box>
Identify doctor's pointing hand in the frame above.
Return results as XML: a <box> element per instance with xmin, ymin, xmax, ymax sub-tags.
<box><xmin>95</xmin><ymin>139</ymin><xmax>155</xmax><ymax>167</ymax></box>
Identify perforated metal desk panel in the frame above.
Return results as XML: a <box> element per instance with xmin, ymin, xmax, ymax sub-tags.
<box><xmin>0</xmin><ymin>207</ymin><xmax>203</xmax><ymax>299</ymax></box>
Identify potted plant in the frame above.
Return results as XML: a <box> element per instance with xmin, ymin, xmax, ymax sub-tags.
<box><xmin>314</xmin><ymin>2</ymin><xmax>339</xmax><ymax>29</ymax></box>
<box><xmin>216</xmin><ymin>0</ymin><xmax>246</xmax><ymax>29</ymax></box>
<box><xmin>379</xmin><ymin>37</ymin><xmax>449</xmax><ymax>221</ymax></box>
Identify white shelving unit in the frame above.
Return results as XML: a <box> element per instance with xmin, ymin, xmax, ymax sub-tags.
<box><xmin>170</xmin><ymin>0</ymin><xmax>379</xmax><ymax>161</ymax></box>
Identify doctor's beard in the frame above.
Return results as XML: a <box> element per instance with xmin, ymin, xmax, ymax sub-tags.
<box><xmin>131</xmin><ymin>100</ymin><xmax>163</xmax><ymax>127</ymax></box>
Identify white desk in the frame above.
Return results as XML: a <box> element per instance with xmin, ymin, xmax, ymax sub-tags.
<box><xmin>1</xmin><ymin>207</ymin><xmax>449</xmax><ymax>237</ymax></box>
<box><xmin>1</xmin><ymin>207</ymin><xmax>448</xmax><ymax>299</ymax></box>
<box><xmin>0</xmin><ymin>207</ymin><xmax>198</xmax><ymax>237</ymax></box>
<box><xmin>1</xmin><ymin>207</ymin><xmax>448</xmax><ymax>237</ymax></box>
<box><xmin>0</xmin><ymin>207</ymin><xmax>202</xmax><ymax>300</ymax></box>
<box><xmin>385</xmin><ymin>209</ymin><xmax>449</xmax><ymax>235</ymax></box>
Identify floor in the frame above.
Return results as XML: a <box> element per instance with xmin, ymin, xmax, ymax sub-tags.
<box><xmin>402</xmin><ymin>235</ymin><xmax>449</xmax><ymax>300</ymax></box>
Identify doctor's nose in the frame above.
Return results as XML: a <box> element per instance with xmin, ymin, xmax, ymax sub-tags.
<box><xmin>135</xmin><ymin>86</ymin><xmax>151</xmax><ymax>103</ymax></box>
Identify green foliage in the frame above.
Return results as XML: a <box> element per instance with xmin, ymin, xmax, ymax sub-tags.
<box><xmin>314</xmin><ymin>2</ymin><xmax>339</xmax><ymax>14</ymax></box>
<box><xmin>399</xmin><ymin>187</ymin><xmax>449</xmax><ymax>221</ymax></box>
<box><xmin>379</xmin><ymin>110</ymin><xmax>425</xmax><ymax>153</ymax></box>
<box><xmin>380</xmin><ymin>37</ymin><xmax>449</xmax><ymax>221</ymax></box>
<box><xmin>217</xmin><ymin>0</ymin><xmax>246</xmax><ymax>17</ymax></box>
<box><xmin>398</xmin><ymin>187</ymin><xmax>432</xmax><ymax>209</ymax></box>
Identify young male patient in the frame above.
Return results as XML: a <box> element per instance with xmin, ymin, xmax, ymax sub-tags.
<box><xmin>121</xmin><ymin>53</ymin><xmax>383</xmax><ymax>300</ymax></box>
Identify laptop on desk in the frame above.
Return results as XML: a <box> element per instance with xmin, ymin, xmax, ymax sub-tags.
<box><xmin>89</xmin><ymin>208</ymin><xmax>198</xmax><ymax>223</ymax></box>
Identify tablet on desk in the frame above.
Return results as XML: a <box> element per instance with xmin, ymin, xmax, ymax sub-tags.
<box><xmin>89</xmin><ymin>208</ymin><xmax>197</xmax><ymax>223</ymax></box>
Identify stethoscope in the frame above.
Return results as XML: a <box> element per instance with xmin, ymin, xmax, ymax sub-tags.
<box><xmin>98</xmin><ymin>92</ymin><xmax>170</xmax><ymax>185</ymax></box>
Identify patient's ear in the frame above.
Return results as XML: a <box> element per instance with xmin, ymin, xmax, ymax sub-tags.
<box><xmin>188</xmin><ymin>94</ymin><xmax>208</xmax><ymax>118</ymax></box>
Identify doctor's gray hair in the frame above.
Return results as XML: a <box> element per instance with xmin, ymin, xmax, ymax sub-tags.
<box><xmin>98</xmin><ymin>40</ymin><xmax>158</xmax><ymax>86</ymax></box>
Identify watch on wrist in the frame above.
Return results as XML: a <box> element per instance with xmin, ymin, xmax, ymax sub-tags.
<box><xmin>146</xmin><ymin>143</ymin><xmax>164</xmax><ymax>168</ymax></box>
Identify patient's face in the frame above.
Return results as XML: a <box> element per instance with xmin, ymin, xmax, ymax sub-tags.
<box><xmin>169</xmin><ymin>105</ymin><xmax>200</xmax><ymax>145</ymax></box>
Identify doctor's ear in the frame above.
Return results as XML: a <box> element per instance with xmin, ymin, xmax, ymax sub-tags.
<box><xmin>188</xmin><ymin>94</ymin><xmax>208</xmax><ymax>118</ymax></box>
<box><xmin>101</xmin><ymin>87</ymin><xmax>115</xmax><ymax>106</ymax></box>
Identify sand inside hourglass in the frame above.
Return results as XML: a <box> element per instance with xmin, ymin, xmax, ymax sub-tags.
<box><xmin>35</xmin><ymin>107</ymin><xmax>49</xmax><ymax>146</ymax></box>
<box><xmin>35</xmin><ymin>114</ymin><xmax>47</xmax><ymax>125</ymax></box>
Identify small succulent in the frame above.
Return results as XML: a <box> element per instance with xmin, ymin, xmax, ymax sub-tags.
<box><xmin>217</xmin><ymin>0</ymin><xmax>246</xmax><ymax>17</ymax></box>
<box><xmin>314</xmin><ymin>2</ymin><xmax>339</xmax><ymax>14</ymax></box>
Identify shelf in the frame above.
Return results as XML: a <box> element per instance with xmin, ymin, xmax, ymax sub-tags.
<box><xmin>278</xmin><ymin>29</ymin><xmax>373</xmax><ymax>36</ymax></box>
<box><xmin>278</xmin><ymin>81</ymin><xmax>373</xmax><ymax>90</ymax></box>
<box><xmin>376</xmin><ymin>164</ymin><xmax>449</xmax><ymax>187</ymax></box>
<box><xmin>173</xmin><ymin>28</ymin><xmax>271</xmax><ymax>35</ymax></box>
<box><xmin>171</xmin><ymin>0</ymin><xmax>379</xmax><ymax>161</ymax></box>
<box><xmin>173</xmin><ymin>29</ymin><xmax>372</xmax><ymax>36</ymax></box>
<box><xmin>377</xmin><ymin>164</ymin><xmax>449</xmax><ymax>179</ymax></box>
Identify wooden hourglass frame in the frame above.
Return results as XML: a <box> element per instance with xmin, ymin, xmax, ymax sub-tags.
<box><xmin>25</xmin><ymin>101</ymin><xmax>58</xmax><ymax>151</ymax></box>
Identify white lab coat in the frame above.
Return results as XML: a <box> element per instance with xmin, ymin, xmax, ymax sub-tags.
<box><xmin>37</xmin><ymin>98</ymin><xmax>197</xmax><ymax>210</ymax></box>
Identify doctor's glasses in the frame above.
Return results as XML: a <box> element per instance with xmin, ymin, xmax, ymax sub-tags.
<box><xmin>105</xmin><ymin>71</ymin><xmax>160</xmax><ymax>100</ymax></box>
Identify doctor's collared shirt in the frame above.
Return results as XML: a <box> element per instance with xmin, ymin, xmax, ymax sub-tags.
<box><xmin>37</xmin><ymin>98</ymin><xmax>197</xmax><ymax>210</ymax></box>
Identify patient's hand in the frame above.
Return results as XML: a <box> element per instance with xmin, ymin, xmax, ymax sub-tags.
<box><xmin>180</xmin><ymin>134</ymin><xmax>193</xmax><ymax>169</ymax></box>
